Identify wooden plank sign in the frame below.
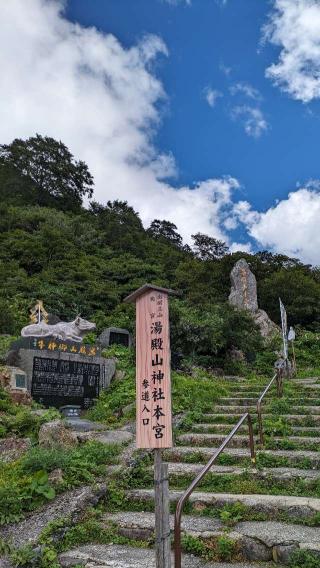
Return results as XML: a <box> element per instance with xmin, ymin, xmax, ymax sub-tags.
<box><xmin>125</xmin><ymin>284</ymin><xmax>174</xmax><ymax>449</ymax></box>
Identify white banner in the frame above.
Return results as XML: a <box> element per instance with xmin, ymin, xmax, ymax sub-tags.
<box><xmin>288</xmin><ymin>326</ymin><xmax>295</xmax><ymax>342</ymax></box>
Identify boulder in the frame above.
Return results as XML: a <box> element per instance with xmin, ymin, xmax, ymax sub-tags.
<box><xmin>229</xmin><ymin>258</ymin><xmax>278</xmax><ymax>339</ymax></box>
<box><xmin>38</xmin><ymin>419</ymin><xmax>77</xmax><ymax>449</ymax></box>
<box><xmin>48</xmin><ymin>468</ymin><xmax>64</xmax><ymax>486</ymax></box>
<box><xmin>253</xmin><ymin>309</ymin><xmax>279</xmax><ymax>339</ymax></box>
<box><xmin>0</xmin><ymin>484</ymin><xmax>107</xmax><ymax>549</ymax></box>
<box><xmin>0</xmin><ymin>437</ymin><xmax>31</xmax><ymax>463</ymax></box>
<box><xmin>76</xmin><ymin>429</ymin><xmax>133</xmax><ymax>445</ymax></box>
<box><xmin>229</xmin><ymin>258</ymin><xmax>258</xmax><ymax>313</ymax></box>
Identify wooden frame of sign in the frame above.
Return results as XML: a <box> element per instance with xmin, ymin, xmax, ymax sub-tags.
<box><xmin>125</xmin><ymin>284</ymin><xmax>176</xmax><ymax>449</ymax></box>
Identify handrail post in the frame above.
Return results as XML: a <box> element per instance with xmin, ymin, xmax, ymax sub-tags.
<box><xmin>257</xmin><ymin>400</ymin><xmax>264</xmax><ymax>446</ymax></box>
<box><xmin>247</xmin><ymin>413</ymin><xmax>256</xmax><ymax>464</ymax></box>
<box><xmin>174</xmin><ymin>504</ymin><xmax>182</xmax><ymax>568</ymax></box>
<box><xmin>276</xmin><ymin>369</ymin><xmax>284</xmax><ymax>398</ymax></box>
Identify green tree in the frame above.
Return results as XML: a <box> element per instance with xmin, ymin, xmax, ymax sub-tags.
<box><xmin>90</xmin><ymin>200</ymin><xmax>145</xmax><ymax>255</ymax></box>
<box><xmin>259</xmin><ymin>268</ymin><xmax>320</xmax><ymax>328</ymax></box>
<box><xmin>192</xmin><ymin>232</ymin><xmax>229</xmax><ymax>260</ymax></box>
<box><xmin>147</xmin><ymin>219</ymin><xmax>183</xmax><ymax>248</ymax></box>
<box><xmin>0</xmin><ymin>135</ymin><xmax>93</xmax><ymax>211</ymax></box>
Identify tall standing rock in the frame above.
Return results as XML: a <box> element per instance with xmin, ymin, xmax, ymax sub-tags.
<box><xmin>229</xmin><ymin>258</ymin><xmax>258</xmax><ymax>313</ymax></box>
<box><xmin>229</xmin><ymin>259</ymin><xmax>278</xmax><ymax>338</ymax></box>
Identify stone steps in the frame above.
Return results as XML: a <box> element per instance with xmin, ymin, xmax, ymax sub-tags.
<box><xmin>176</xmin><ymin>432</ymin><xmax>320</xmax><ymax>450</ymax></box>
<box><xmin>87</xmin><ymin>378</ymin><xmax>320</xmax><ymax>567</ymax></box>
<box><xmin>218</xmin><ymin>397</ymin><xmax>320</xmax><ymax>406</ymax></box>
<box><xmin>164</xmin><ymin>462</ymin><xmax>320</xmax><ymax>482</ymax></box>
<box><xmin>200</xmin><ymin>413</ymin><xmax>320</xmax><ymax>425</ymax></box>
<box><xmin>126</xmin><ymin>489</ymin><xmax>320</xmax><ymax>519</ymax></box>
<box><xmin>192</xmin><ymin>423</ymin><xmax>320</xmax><ymax>436</ymax></box>
<box><xmin>213</xmin><ymin>405</ymin><xmax>320</xmax><ymax>414</ymax></box>
<box><xmin>165</xmin><ymin>446</ymin><xmax>320</xmax><ymax>468</ymax></box>
<box><xmin>58</xmin><ymin>544</ymin><xmax>280</xmax><ymax>568</ymax></box>
<box><xmin>103</xmin><ymin>512</ymin><xmax>320</xmax><ymax>564</ymax></box>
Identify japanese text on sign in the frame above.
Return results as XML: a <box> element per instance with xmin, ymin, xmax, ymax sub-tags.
<box><xmin>136</xmin><ymin>290</ymin><xmax>172</xmax><ymax>449</ymax></box>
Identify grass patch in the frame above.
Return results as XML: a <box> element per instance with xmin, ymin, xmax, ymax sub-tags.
<box><xmin>168</xmin><ymin>471</ymin><xmax>320</xmax><ymax>498</ymax></box>
<box><xmin>0</xmin><ymin>441</ymin><xmax>121</xmax><ymax>525</ymax></box>
<box><xmin>0</xmin><ymin>386</ymin><xmax>60</xmax><ymax>440</ymax></box>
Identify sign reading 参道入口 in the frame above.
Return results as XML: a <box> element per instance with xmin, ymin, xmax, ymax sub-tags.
<box><xmin>125</xmin><ymin>284</ymin><xmax>174</xmax><ymax>449</ymax></box>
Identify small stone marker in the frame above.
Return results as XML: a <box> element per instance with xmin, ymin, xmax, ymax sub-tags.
<box><xmin>98</xmin><ymin>327</ymin><xmax>132</xmax><ymax>349</ymax></box>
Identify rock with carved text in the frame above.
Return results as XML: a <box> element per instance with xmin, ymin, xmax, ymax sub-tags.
<box><xmin>229</xmin><ymin>259</ymin><xmax>278</xmax><ymax>338</ymax></box>
<box><xmin>229</xmin><ymin>258</ymin><xmax>258</xmax><ymax>312</ymax></box>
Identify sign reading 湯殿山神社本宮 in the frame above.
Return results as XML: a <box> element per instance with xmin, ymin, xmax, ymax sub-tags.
<box><xmin>125</xmin><ymin>285</ymin><xmax>174</xmax><ymax>449</ymax></box>
<box><xmin>31</xmin><ymin>356</ymin><xmax>100</xmax><ymax>408</ymax></box>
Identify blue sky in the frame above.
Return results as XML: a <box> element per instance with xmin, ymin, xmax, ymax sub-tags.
<box><xmin>2</xmin><ymin>0</ymin><xmax>320</xmax><ymax>263</ymax></box>
<box><xmin>67</xmin><ymin>0</ymin><xmax>320</xmax><ymax>207</ymax></box>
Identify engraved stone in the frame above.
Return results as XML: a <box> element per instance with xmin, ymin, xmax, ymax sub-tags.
<box><xmin>229</xmin><ymin>258</ymin><xmax>278</xmax><ymax>338</ymax></box>
<box><xmin>229</xmin><ymin>258</ymin><xmax>258</xmax><ymax>312</ymax></box>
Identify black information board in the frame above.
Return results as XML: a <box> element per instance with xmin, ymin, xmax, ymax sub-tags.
<box><xmin>31</xmin><ymin>357</ymin><xmax>100</xmax><ymax>408</ymax></box>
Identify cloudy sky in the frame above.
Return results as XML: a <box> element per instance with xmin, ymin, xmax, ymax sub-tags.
<box><xmin>2</xmin><ymin>0</ymin><xmax>320</xmax><ymax>264</ymax></box>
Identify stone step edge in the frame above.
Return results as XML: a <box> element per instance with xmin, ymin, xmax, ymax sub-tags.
<box><xmin>163</xmin><ymin>463</ymin><xmax>320</xmax><ymax>481</ymax></box>
<box><xmin>103</xmin><ymin>511</ymin><xmax>320</xmax><ymax>562</ymax></box>
<box><xmin>212</xmin><ymin>406</ymin><xmax>320</xmax><ymax>414</ymax></box>
<box><xmin>166</xmin><ymin>445</ymin><xmax>320</xmax><ymax>458</ymax></box>
<box><xmin>58</xmin><ymin>543</ymin><xmax>283</xmax><ymax>568</ymax></box>
<box><xmin>200</xmin><ymin>413</ymin><xmax>320</xmax><ymax>422</ymax></box>
<box><xmin>177</xmin><ymin>433</ymin><xmax>320</xmax><ymax>444</ymax></box>
<box><xmin>218</xmin><ymin>398</ymin><xmax>320</xmax><ymax>404</ymax></box>
<box><xmin>193</xmin><ymin>423</ymin><xmax>320</xmax><ymax>433</ymax></box>
<box><xmin>126</xmin><ymin>488</ymin><xmax>320</xmax><ymax>515</ymax></box>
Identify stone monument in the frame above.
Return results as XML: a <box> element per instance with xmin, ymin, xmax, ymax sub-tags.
<box><xmin>6</xmin><ymin>302</ymin><xmax>116</xmax><ymax>409</ymax></box>
<box><xmin>229</xmin><ymin>259</ymin><xmax>278</xmax><ymax>338</ymax></box>
<box><xmin>98</xmin><ymin>327</ymin><xmax>132</xmax><ymax>349</ymax></box>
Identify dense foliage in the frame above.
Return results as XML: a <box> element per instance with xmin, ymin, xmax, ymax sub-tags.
<box><xmin>1</xmin><ymin>135</ymin><xmax>320</xmax><ymax>368</ymax></box>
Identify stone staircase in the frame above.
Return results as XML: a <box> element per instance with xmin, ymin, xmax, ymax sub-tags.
<box><xmin>60</xmin><ymin>375</ymin><xmax>320</xmax><ymax>567</ymax></box>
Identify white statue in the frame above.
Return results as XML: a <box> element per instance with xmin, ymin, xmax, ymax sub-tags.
<box><xmin>21</xmin><ymin>316</ymin><xmax>96</xmax><ymax>343</ymax></box>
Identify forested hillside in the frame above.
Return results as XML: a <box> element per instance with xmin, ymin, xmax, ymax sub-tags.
<box><xmin>1</xmin><ymin>135</ymin><xmax>320</xmax><ymax>369</ymax></box>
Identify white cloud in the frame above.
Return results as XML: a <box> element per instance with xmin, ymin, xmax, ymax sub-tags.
<box><xmin>223</xmin><ymin>217</ymin><xmax>238</xmax><ymax>230</ymax></box>
<box><xmin>229</xmin><ymin>242</ymin><xmax>252</xmax><ymax>254</ymax></box>
<box><xmin>220</xmin><ymin>62</ymin><xmax>232</xmax><ymax>76</ymax></box>
<box><xmin>231</xmin><ymin>106</ymin><xmax>269</xmax><ymax>138</ymax></box>
<box><xmin>264</xmin><ymin>0</ymin><xmax>320</xmax><ymax>102</ymax></box>
<box><xmin>203</xmin><ymin>87</ymin><xmax>223</xmax><ymax>108</ymax></box>
<box><xmin>162</xmin><ymin>0</ymin><xmax>191</xmax><ymax>5</ymax></box>
<box><xmin>234</xmin><ymin>184</ymin><xmax>320</xmax><ymax>265</ymax></box>
<box><xmin>0</xmin><ymin>0</ymin><xmax>242</xmax><ymax>246</ymax></box>
<box><xmin>230</xmin><ymin>82</ymin><xmax>262</xmax><ymax>101</ymax></box>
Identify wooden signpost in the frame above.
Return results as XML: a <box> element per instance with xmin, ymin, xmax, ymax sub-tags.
<box><xmin>125</xmin><ymin>284</ymin><xmax>176</xmax><ymax>568</ymax></box>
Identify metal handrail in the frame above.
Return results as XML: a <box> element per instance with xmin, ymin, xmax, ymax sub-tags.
<box><xmin>174</xmin><ymin>412</ymin><xmax>256</xmax><ymax>568</ymax></box>
<box><xmin>256</xmin><ymin>370</ymin><xmax>283</xmax><ymax>446</ymax></box>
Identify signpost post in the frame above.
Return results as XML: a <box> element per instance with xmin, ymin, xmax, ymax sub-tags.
<box><xmin>125</xmin><ymin>284</ymin><xmax>176</xmax><ymax>568</ymax></box>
